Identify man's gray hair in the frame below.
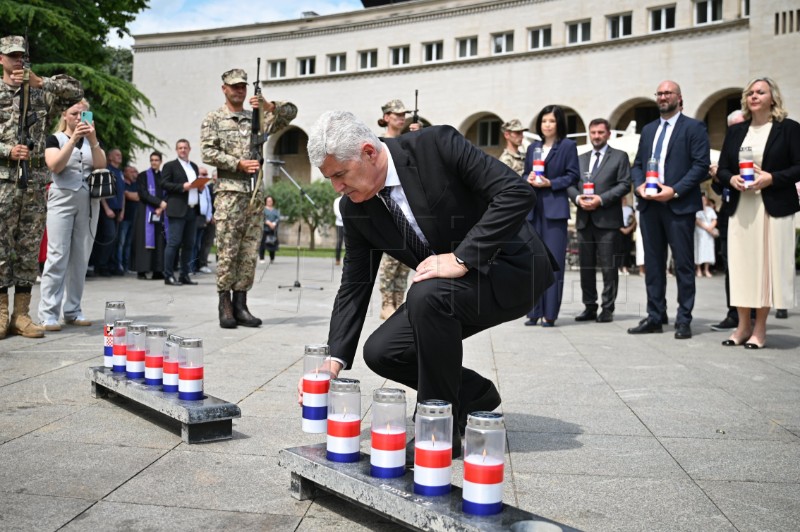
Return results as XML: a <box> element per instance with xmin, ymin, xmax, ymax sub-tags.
<box><xmin>307</xmin><ymin>110</ymin><xmax>383</xmax><ymax>168</ymax></box>
<box><xmin>727</xmin><ymin>109</ymin><xmax>744</xmax><ymax>126</ymax></box>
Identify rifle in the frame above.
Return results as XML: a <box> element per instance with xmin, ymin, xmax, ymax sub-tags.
<box><xmin>249</xmin><ymin>58</ymin><xmax>269</xmax><ymax>206</ymax></box>
<box><xmin>411</xmin><ymin>89</ymin><xmax>419</xmax><ymax>125</ymax></box>
<box><xmin>16</xmin><ymin>30</ymin><xmax>36</xmax><ymax>192</ymax></box>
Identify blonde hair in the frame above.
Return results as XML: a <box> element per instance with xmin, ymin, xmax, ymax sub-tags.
<box><xmin>57</xmin><ymin>99</ymin><xmax>90</xmax><ymax>132</ymax></box>
<box><xmin>741</xmin><ymin>77</ymin><xmax>788</xmax><ymax>122</ymax></box>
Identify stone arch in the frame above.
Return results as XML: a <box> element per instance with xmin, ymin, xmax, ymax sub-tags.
<box><xmin>267</xmin><ymin>126</ymin><xmax>310</xmax><ymax>185</ymax></box>
<box><xmin>459</xmin><ymin>111</ymin><xmax>504</xmax><ymax>158</ymax></box>
<box><xmin>609</xmin><ymin>97</ymin><xmax>659</xmax><ymax>135</ymax></box>
<box><xmin>697</xmin><ymin>87</ymin><xmax>743</xmax><ymax>150</ymax></box>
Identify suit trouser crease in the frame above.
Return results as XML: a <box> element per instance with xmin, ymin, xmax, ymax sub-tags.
<box><xmin>527</xmin><ymin>217</ymin><xmax>567</xmax><ymax>321</ymax></box>
<box><xmin>164</xmin><ymin>209</ymin><xmax>197</xmax><ymax>278</ymax></box>
<box><xmin>578</xmin><ymin>222</ymin><xmax>619</xmax><ymax>312</ymax></box>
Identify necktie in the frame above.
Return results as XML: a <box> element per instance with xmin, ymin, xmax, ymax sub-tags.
<box><xmin>591</xmin><ymin>151</ymin><xmax>601</xmax><ymax>177</ymax></box>
<box><xmin>652</xmin><ymin>121</ymin><xmax>669</xmax><ymax>162</ymax></box>
<box><xmin>378</xmin><ymin>187</ymin><xmax>432</xmax><ymax>261</ymax></box>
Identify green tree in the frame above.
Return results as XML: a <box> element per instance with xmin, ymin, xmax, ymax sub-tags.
<box><xmin>0</xmin><ymin>0</ymin><xmax>159</xmax><ymax>161</ymax></box>
<box><xmin>267</xmin><ymin>180</ymin><xmax>339</xmax><ymax>250</ymax></box>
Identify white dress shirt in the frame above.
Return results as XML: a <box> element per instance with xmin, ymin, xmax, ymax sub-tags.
<box><xmin>179</xmin><ymin>158</ymin><xmax>199</xmax><ymax>207</ymax></box>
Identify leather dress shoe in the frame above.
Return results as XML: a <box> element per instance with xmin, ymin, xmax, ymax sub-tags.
<box><xmin>164</xmin><ymin>276</ymin><xmax>182</xmax><ymax>286</ymax></box>
<box><xmin>710</xmin><ymin>316</ymin><xmax>738</xmax><ymax>331</ymax></box>
<box><xmin>458</xmin><ymin>381</ymin><xmax>502</xmax><ymax>435</ymax></box>
<box><xmin>524</xmin><ymin>318</ymin><xmax>539</xmax><ymax>326</ymax></box>
<box><xmin>596</xmin><ymin>310</ymin><xmax>614</xmax><ymax>323</ymax></box>
<box><xmin>575</xmin><ymin>308</ymin><xmax>598</xmax><ymax>322</ymax></box>
<box><xmin>775</xmin><ymin>309</ymin><xmax>788</xmax><ymax>319</ymax></box>
<box><xmin>674</xmin><ymin>323</ymin><xmax>692</xmax><ymax>339</ymax></box>
<box><xmin>639</xmin><ymin>315</ymin><xmax>668</xmax><ymax>326</ymax></box>
<box><xmin>628</xmin><ymin>319</ymin><xmax>663</xmax><ymax>334</ymax></box>
<box><xmin>151</xmin><ymin>272</ymin><xmax>165</xmax><ymax>280</ymax></box>
<box><xmin>179</xmin><ymin>276</ymin><xmax>198</xmax><ymax>285</ymax></box>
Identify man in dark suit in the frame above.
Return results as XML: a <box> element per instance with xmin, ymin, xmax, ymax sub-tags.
<box><xmin>568</xmin><ymin>118</ymin><xmax>631</xmax><ymax>323</ymax></box>
<box><xmin>302</xmin><ymin>111</ymin><xmax>555</xmax><ymax>458</ymax></box>
<box><xmin>628</xmin><ymin>80</ymin><xmax>710</xmax><ymax>339</ymax></box>
<box><xmin>160</xmin><ymin>139</ymin><xmax>203</xmax><ymax>286</ymax></box>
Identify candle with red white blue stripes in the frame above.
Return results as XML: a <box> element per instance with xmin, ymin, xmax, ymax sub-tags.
<box><xmin>462</xmin><ymin>412</ymin><xmax>506</xmax><ymax>516</ymax></box>
<box><xmin>178</xmin><ymin>338</ymin><xmax>204</xmax><ymax>401</ymax></box>
<box><xmin>414</xmin><ymin>400</ymin><xmax>453</xmax><ymax>496</ymax></box>
<box><xmin>162</xmin><ymin>334</ymin><xmax>184</xmax><ymax>393</ymax></box>
<box><xmin>739</xmin><ymin>146</ymin><xmax>754</xmax><ymax>188</ymax></box>
<box><xmin>301</xmin><ymin>344</ymin><xmax>331</xmax><ymax>433</ymax></box>
<box><xmin>144</xmin><ymin>327</ymin><xmax>167</xmax><ymax>386</ymax></box>
<box><xmin>532</xmin><ymin>146</ymin><xmax>545</xmax><ymax>184</ymax></box>
<box><xmin>103</xmin><ymin>301</ymin><xmax>125</xmax><ymax>369</ymax></box>
<box><xmin>125</xmin><ymin>323</ymin><xmax>148</xmax><ymax>379</ymax></box>
<box><xmin>326</xmin><ymin>378</ymin><xmax>361</xmax><ymax>463</ymax></box>
<box><xmin>111</xmin><ymin>319</ymin><xmax>132</xmax><ymax>374</ymax></box>
<box><xmin>645</xmin><ymin>158</ymin><xmax>660</xmax><ymax>196</ymax></box>
<box><xmin>370</xmin><ymin>388</ymin><xmax>407</xmax><ymax>478</ymax></box>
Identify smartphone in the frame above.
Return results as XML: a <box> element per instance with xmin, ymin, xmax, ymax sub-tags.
<box><xmin>80</xmin><ymin>111</ymin><xmax>93</xmax><ymax>123</ymax></box>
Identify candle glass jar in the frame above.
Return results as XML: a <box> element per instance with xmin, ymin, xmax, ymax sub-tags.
<box><xmin>302</xmin><ymin>344</ymin><xmax>331</xmax><ymax>433</ymax></box>
<box><xmin>162</xmin><ymin>334</ymin><xmax>185</xmax><ymax>393</ymax></box>
<box><xmin>326</xmin><ymin>378</ymin><xmax>361</xmax><ymax>463</ymax></box>
<box><xmin>125</xmin><ymin>323</ymin><xmax>148</xmax><ymax>379</ymax></box>
<box><xmin>103</xmin><ymin>301</ymin><xmax>125</xmax><ymax>368</ymax></box>
<box><xmin>370</xmin><ymin>388</ymin><xmax>407</xmax><ymax>478</ymax></box>
<box><xmin>112</xmin><ymin>319</ymin><xmax>132</xmax><ymax>374</ymax></box>
<box><xmin>144</xmin><ymin>327</ymin><xmax>167</xmax><ymax>386</ymax></box>
<box><xmin>414</xmin><ymin>399</ymin><xmax>453</xmax><ymax>496</ymax></box>
<box><xmin>178</xmin><ymin>338</ymin><xmax>204</xmax><ymax>401</ymax></box>
<box><xmin>463</xmin><ymin>411</ymin><xmax>506</xmax><ymax>515</ymax></box>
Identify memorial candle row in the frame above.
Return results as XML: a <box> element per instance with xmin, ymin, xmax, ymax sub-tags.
<box><xmin>300</xmin><ymin>344</ymin><xmax>506</xmax><ymax>515</ymax></box>
<box><xmin>102</xmin><ymin>301</ymin><xmax>205</xmax><ymax>401</ymax></box>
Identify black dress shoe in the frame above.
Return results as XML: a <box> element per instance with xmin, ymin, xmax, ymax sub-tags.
<box><xmin>628</xmin><ymin>319</ymin><xmax>663</xmax><ymax>334</ymax></box>
<box><xmin>596</xmin><ymin>310</ymin><xmax>614</xmax><ymax>323</ymax></box>
<box><xmin>674</xmin><ymin>323</ymin><xmax>692</xmax><ymax>339</ymax></box>
<box><xmin>179</xmin><ymin>276</ymin><xmax>198</xmax><ymax>285</ymax></box>
<box><xmin>524</xmin><ymin>318</ymin><xmax>539</xmax><ymax>326</ymax></box>
<box><xmin>710</xmin><ymin>316</ymin><xmax>738</xmax><ymax>331</ymax></box>
<box><xmin>164</xmin><ymin>276</ymin><xmax>182</xmax><ymax>286</ymax></box>
<box><xmin>638</xmin><ymin>315</ymin><xmax>668</xmax><ymax>326</ymax></box>
<box><xmin>458</xmin><ymin>381</ymin><xmax>502</xmax><ymax>435</ymax></box>
<box><xmin>151</xmin><ymin>272</ymin><xmax>165</xmax><ymax>280</ymax></box>
<box><xmin>775</xmin><ymin>309</ymin><xmax>788</xmax><ymax>319</ymax></box>
<box><xmin>575</xmin><ymin>308</ymin><xmax>598</xmax><ymax>322</ymax></box>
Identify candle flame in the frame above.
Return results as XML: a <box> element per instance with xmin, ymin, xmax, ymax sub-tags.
<box><xmin>431</xmin><ymin>434</ymin><xmax>436</xmax><ymax>447</ymax></box>
<box><xmin>386</xmin><ymin>422</ymin><xmax>391</xmax><ymax>432</ymax></box>
<box><xmin>343</xmin><ymin>407</ymin><xmax>348</xmax><ymax>419</ymax></box>
<box><xmin>482</xmin><ymin>448</ymin><xmax>487</xmax><ymax>463</ymax></box>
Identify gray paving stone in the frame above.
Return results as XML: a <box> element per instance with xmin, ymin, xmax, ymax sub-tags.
<box><xmin>697</xmin><ymin>480</ymin><xmax>800</xmax><ymax>532</ymax></box>
<box><xmin>0</xmin><ymin>402</ymin><xmax>81</xmax><ymax>444</ymax></box>
<box><xmin>503</xmin><ymin>403</ymin><xmax>650</xmax><ymax>436</ymax></box>
<box><xmin>0</xmin><ymin>492</ymin><xmax>93</xmax><ymax>532</ymax></box>
<box><xmin>0</xmin><ymin>361</ymin><xmax>98</xmax><ymax>406</ymax></box>
<box><xmin>500</xmin><ymin>383</ymin><xmax>625</xmax><ymax>407</ymax></box>
<box><xmin>300</xmin><ymin>493</ymin><xmax>409</xmax><ymax>530</ymax></box>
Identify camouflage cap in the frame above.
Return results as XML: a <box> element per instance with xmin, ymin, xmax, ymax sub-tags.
<box><xmin>501</xmin><ymin>119</ymin><xmax>528</xmax><ymax>132</ymax></box>
<box><xmin>381</xmin><ymin>99</ymin><xmax>408</xmax><ymax>115</ymax></box>
<box><xmin>222</xmin><ymin>68</ymin><xmax>248</xmax><ymax>85</ymax></box>
<box><xmin>0</xmin><ymin>35</ymin><xmax>26</xmax><ymax>55</ymax></box>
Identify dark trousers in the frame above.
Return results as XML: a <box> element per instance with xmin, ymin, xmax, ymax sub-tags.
<box><xmin>164</xmin><ymin>208</ymin><xmax>197</xmax><ymax>279</ymax></box>
<box><xmin>527</xmin><ymin>217</ymin><xmax>567</xmax><ymax>321</ymax></box>
<box><xmin>640</xmin><ymin>203</ymin><xmax>696</xmax><ymax>325</ymax></box>
<box><xmin>362</xmin><ymin>270</ymin><xmax>531</xmax><ymax>431</ymax></box>
<box><xmin>578</xmin><ymin>221</ymin><xmax>619</xmax><ymax>313</ymax></box>
<box><xmin>199</xmin><ymin>222</ymin><xmax>215</xmax><ymax>267</ymax></box>
<box><xmin>92</xmin><ymin>211</ymin><xmax>120</xmax><ymax>273</ymax></box>
<box><xmin>335</xmin><ymin>225</ymin><xmax>345</xmax><ymax>261</ymax></box>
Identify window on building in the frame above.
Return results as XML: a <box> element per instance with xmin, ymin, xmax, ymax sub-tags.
<box><xmin>650</xmin><ymin>5</ymin><xmax>677</xmax><ymax>32</ymax></box>
<box><xmin>328</xmin><ymin>53</ymin><xmax>346</xmax><ymax>73</ymax></box>
<box><xmin>477</xmin><ymin>119</ymin><xmax>501</xmax><ymax>147</ymax></box>
<box><xmin>492</xmin><ymin>32</ymin><xmax>514</xmax><ymax>54</ymax></box>
<box><xmin>609</xmin><ymin>13</ymin><xmax>633</xmax><ymax>39</ymax></box>
<box><xmin>457</xmin><ymin>36</ymin><xmax>478</xmax><ymax>58</ymax></box>
<box><xmin>390</xmin><ymin>45</ymin><xmax>410</xmax><ymax>66</ymax></box>
<box><xmin>298</xmin><ymin>57</ymin><xmax>315</xmax><ymax>76</ymax></box>
<box><xmin>695</xmin><ymin>0</ymin><xmax>723</xmax><ymax>24</ymax></box>
<box><xmin>424</xmin><ymin>41</ymin><xmax>443</xmax><ymax>62</ymax></box>
<box><xmin>276</xmin><ymin>129</ymin><xmax>300</xmax><ymax>155</ymax></box>
<box><xmin>742</xmin><ymin>0</ymin><xmax>749</xmax><ymax>17</ymax></box>
<box><xmin>269</xmin><ymin>60</ymin><xmax>286</xmax><ymax>79</ymax></box>
<box><xmin>529</xmin><ymin>26</ymin><xmax>552</xmax><ymax>49</ymax></box>
<box><xmin>567</xmin><ymin>20</ymin><xmax>591</xmax><ymax>44</ymax></box>
<box><xmin>359</xmin><ymin>49</ymin><xmax>378</xmax><ymax>70</ymax></box>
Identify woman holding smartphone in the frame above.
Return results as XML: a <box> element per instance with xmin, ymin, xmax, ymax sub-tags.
<box><xmin>38</xmin><ymin>99</ymin><xmax>106</xmax><ymax>330</ymax></box>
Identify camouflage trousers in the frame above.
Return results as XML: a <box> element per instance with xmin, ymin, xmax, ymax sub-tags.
<box><xmin>0</xmin><ymin>177</ymin><xmax>47</xmax><ymax>288</ymax></box>
<box><xmin>379</xmin><ymin>254</ymin><xmax>410</xmax><ymax>294</ymax></box>
<box><xmin>215</xmin><ymin>190</ymin><xmax>262</xmax><ymax>292</ymax></box>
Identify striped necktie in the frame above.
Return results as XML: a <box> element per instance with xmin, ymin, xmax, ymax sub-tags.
<box><xmin>378</xmin><ymin>187</ymin><xmax>432</xmax><ymax>261</ymax></box>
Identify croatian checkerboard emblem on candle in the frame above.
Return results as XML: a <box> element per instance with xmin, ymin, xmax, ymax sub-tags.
<box><xmin>178</xmin><ymin>338</ymin><xmax>204</xmax><ymax>401</ymax></box>
<box><xmin>370</xmin><ymin>388</ymin><xmax>407</xmax><ymax>478</ymax></box>
<box><xmin>532</xmin><ymin>146</ymin><xmax>545</xmax><ymax>185</ymax></box>
<box><xmin>326</xmin><ymin>378</ymin><xmax>361</xmax><ymax>463</ymax></box>
<box><xmin>144</xmin><ymin>327</ymin><xmax>167</xmax><ymax>386</ymax></box>
<box><xmin>645</xmin><ymin>157</ymin><xmax>660</xmax><ymax>197</ymax></box>
<box><xmin>162</xmin><ymin>334</ymin><xmax>184</xmax><ymax>393</ymax></box>
<box><xmin>739</xmin><ymin>146</ymin><xmax>754</xmax><ymax>188</ymax></box>
<box><xmin>301</xmin><ymin>344</ymin><xmax>331</xmax><ymax>433</ymax></box>
<box><xmin>462</xmin><ymin>412</ymin><xmax>506</xmax><ymax>516</ymax></box>
<box><xmin>104</xmin><ymin>301</ymin><xmax>125</xmax><ymax>369</ymax></box>
<box><xmin>125</xmin><ymin>323</ymin><xmax>148</xmax><ymax>379</ymax></box>
<box><xmin>414</xmin><ymin>399</ymin><xmax>453</xmax><ymax>496</ymax></box>
<box><xmin>112</xmin><ymin>319</ymin><xmax>132</xmax><ymax>374</ymax></box>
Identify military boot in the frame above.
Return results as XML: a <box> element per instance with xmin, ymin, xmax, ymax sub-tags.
<box><xmin>393</xmin><ymin>291</ymin><xmax>406</xmax><ymax>312</ymax></box>
<box><xmin>379</xmin><ymin>291</ymin><xmax>396</xmax><ymax>320</ymax></box>
<box><xmin>10</xmin><ymin>292</ymin><xmax>45</xmax><ymax>338</ymax></box>
<box><xmin>0</xmin><ymin>293</ymin><xmax>9</xmax><ymax>339</ymax></box>
<box><xmin>218</xmin><ymin>291</ymin><xmax>238</xmax><ymax>329</ymax></box>
<box><xmin>232</xmin><ymin>291</ymin><xmax>262</xmax><ymax>327</ymax></box>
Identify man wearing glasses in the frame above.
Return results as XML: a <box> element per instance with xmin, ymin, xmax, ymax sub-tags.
<box><xmin>628</xmin><ymin>80</ymin><xmax>710</xmax><ymax>339</ymax></box>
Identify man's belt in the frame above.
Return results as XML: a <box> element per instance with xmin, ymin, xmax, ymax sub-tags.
<box><xmin>3</xmin><ymin>157</ymin><xmax>46</xmax><ymax>169</ymax></box>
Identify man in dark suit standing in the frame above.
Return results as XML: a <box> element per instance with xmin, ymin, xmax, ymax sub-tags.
<box><xmin>160</xmin><ymin>139</ymin><xmax>202</xmax><ymax>286</ymax></box>
<box><xmin>628</xmin><ymin>81</ymin><xmax>710</xmax><ymax>339</ymax></box>
<box><xmin>568</xmin><ymin>118</ymin><xmax>631</xmax><ymax>323</ymax></box>
<box><xmin>302</xmin><ymin>111</ymin><xmax>554</xmax><ymax>457</ymax></box>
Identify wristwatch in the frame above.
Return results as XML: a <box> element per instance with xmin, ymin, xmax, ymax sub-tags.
<box><xmin>673</xmin><ymin>191</ymin><xmax>680</xmax><ymax>199</ymax></box>
<box><xmin>455</xmin><ymin>255</ymin><xmax>468</xmax><ymax>269</ymax></box>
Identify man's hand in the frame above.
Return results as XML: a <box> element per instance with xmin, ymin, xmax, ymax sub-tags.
<box><xmin>237</xmin><ymin>159</ymin><xmax>261</xmax><ymax>173</ymax></box>
<box><xmin>649</xmin><ymin>184</ymin><xmax>675</xmax><ymax>202</ymax></box>
<box><xmin>8</xmin><ymin>69</ymin><xmax>43</xmax><ymax>88</ymax></box>
<box><xmin>578</xmin><ymin>195</ymin><xmax>601</xmax><ymax>211</ymax></box>
<box><xmin>412</xmin><ymin>253</ymin><xmax>468</xmax><ymax>283</ymax></box>
<box><xmin>9</xmin><ymin>144</ymin><xmax>29</xmax><ymax>161</ymax></box>
<box><xmin>296</xmin><ymin>358</ymin><xmax>343</xmax><ymax>405</ymax></box>
<box><xmin>527</xmin><ymin>172</ymin><xmax>551</xmax><ymax>188</ymax></box>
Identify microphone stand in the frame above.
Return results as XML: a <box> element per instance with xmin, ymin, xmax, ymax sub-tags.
<box><xmin>267</xmin><ymin>160</ymin><xmax>323</xmax><ymax>291</ymax></box>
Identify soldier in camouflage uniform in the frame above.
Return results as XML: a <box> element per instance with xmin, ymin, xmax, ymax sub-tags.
<box><xmin>201</xmin><ymin>68</ymin><xmax>296</xmax><ymax>328</ymax></box>
<box><xmin>0</xmin><ymin>35</ymin><xmax>83</xmax><ymax>339</ymax></box>
<box><xmin>498</xmin><ymin>119</ymin><xmax>527</xmax><ymax>176</ymax></box>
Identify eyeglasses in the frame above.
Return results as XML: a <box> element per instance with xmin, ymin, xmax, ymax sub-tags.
<box><xmin>654</xmin><ymin>91</ymin><xmax>677</xmax><ymax>98</ymax></box>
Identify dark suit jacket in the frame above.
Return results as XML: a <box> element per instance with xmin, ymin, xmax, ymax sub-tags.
<box><xmin>328</xmin><ymin>126</ymin><xmax>555</xmax><ymax>368</ymax></box>
<box><xmin>523</xmin><ymin>138</ymin><xmax>580</xmax><ymax>221</ymax></box>
<box><xmin>717</xmin><ymin>118</ymin><xmax>800</xmax><ymax>218</ymax></box>
<box><xmin>631</xmin><ymin>114</ymin><xmax>710</xmax><ymax>215</ymax></box>
<box><xmin>160</xmin><ymin>159</ymin><xmax>200</xmax><ymax>218</ymax></box>
<box><xmin>137</xmin><ymin>169</ymin><xmax>164</xmax><ymax>209</ymax></box>
<box><xmin>568</xmin><ymin>145</ymin><xmax>631</xmax><ymax>230</ymax></box>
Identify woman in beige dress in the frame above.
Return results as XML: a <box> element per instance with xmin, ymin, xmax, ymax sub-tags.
<box><xmin>716</xmin><ymin>77</ymin><xmax>800</xmax><ymax>349</ymax></box>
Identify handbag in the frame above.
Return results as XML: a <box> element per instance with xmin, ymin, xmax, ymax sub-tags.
<box><xmin>88</xmin><ymin>169</ymin><xmax>116</xmax><ymax>199</ymax></box>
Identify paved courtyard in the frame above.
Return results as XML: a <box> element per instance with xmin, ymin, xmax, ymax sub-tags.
<box><xmin>1</xmin><ymin>256</ymin><xmax>798</xmax><ymax>531</ymax></box>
